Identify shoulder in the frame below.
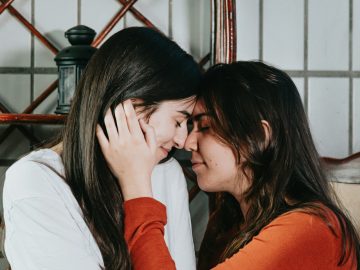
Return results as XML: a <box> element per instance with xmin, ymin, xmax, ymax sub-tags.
<box><xmin>155</xmin><ymin>157</ymin><xmax>183</xmax><ymax>174</ymax></box>
<box><xmin>152</xmin><ymin>158</ymin><xmax>186</xmax><ymax>185</ymax></box>
<box><xmin>151</xmin><ymin>158</ymin><xmax>188</xmax><ymax>205</ymax></box>
<box><xmin>216</xmin><ymin>208</ymin><xmax>344</xmax><ymax>269</ymax></box>
<box><xmin>4</xmin><ymin>149</ymin><xmax>64</xmax><ymax>203</ymax></box>
<box><xmin>264</xmin><ymin>208</ymin><xmax>338</xmax><ymax>240</ymax></box>
<box><xmin>269</xmin><ymin>206</ymin><xmax>339</xmax><ymax>231</ymax></box>
<box><xmin>258</xmin><ymin>208</ymin><xmax>341</xmax><ymax>259</ymax></box>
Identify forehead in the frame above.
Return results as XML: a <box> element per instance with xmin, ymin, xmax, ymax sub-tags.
<box><xmin>159</xmin><ymin>96</ymin><xmax>196</xmax><ymax>113</ymax></box>
<box><xmin>192</xmin><ymin>99</ymin><xmax>206</xmax><ymax>116</ymax></box>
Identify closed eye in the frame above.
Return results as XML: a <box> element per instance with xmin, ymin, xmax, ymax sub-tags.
<box><xmin>198</xmin><ymin>126</ymin><xmax>209</xmax><ymax>132</ymax></box>
<box><xmin>187</xmin><ymin>119</ymin><xmax>194</xmax><ymax>132</ymax></box>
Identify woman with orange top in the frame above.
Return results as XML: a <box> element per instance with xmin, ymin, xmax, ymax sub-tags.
<box><xmin>97</xmin><ymin>61</ymin><xmax>360</xmax><ymax>269</ymax></box>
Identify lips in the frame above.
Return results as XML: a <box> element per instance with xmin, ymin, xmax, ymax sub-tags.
<box><xmin>191</xmin><ymin>159</ymin><xmax>205</xmax><ymax>170</ymax></box>
<box><xmin>160</xmin><ymin>146</ymin><xmax>171</xmax><ymax>157</ymax></box>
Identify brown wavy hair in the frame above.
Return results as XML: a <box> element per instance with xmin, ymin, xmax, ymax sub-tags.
<box><xmin>197</xmin><ymin>61</ymin><xmax>359</xmax><ymax>270</ymax></box>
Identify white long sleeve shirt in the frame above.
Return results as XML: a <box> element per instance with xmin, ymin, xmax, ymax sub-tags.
<box><xmin>3</xmin><ymin>149</ymin><xmax>195</xmax><ymax>270</ymax></box>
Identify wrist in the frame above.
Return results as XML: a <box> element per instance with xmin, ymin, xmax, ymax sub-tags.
<box><xmin>120</xmin><ymin>175</ymin><xmax>153</xmax><ymax>201</ymax></box>
<box><xmin>122</xmin><ymin>188</ymin><xmax>153</xmax><ymax>201</ymax></box>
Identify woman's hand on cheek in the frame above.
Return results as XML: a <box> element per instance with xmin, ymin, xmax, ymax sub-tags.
<box><xmin>96</xmin><ymin>99</ymin><xmax>157</xmax><ymax>201</ymax></box>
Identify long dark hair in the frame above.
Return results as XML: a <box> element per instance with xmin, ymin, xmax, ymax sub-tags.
<box><xmin>197</xmin><ymin>61</ymin><xmax>359</xmax><ymax>269</ymax></box>
<box><xmin>61</xmin><ymin>27</ymin><xmax>201</xmax><ymax>270</ymax></box>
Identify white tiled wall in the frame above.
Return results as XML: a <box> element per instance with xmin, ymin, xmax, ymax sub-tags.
<box><xmin>292</xmin><ymin>78</ymin><xmax>305</xmax><ymax>102</ymax></box>
<box><xmin>308</xmin><ymin>0</ymin><xmax>349</xmax><ymax>70</ymax></box>
<box><xmin>126</xmin><ymin>0</ymin><xmax>169</xmax><ymax>34</ymax></box>
<box><xmin>236</xmin><ymin>0</ymin><xmax>259</xmax><ymax>60</ymax></box>
<box><xmin>81</xmin><ymin>0</ymin><xmax>125</xmax><ymax>42</ymax></box>
<box><xmin>0</xmin><ymin>0</ymin><xmax>359</xmax><ymax>268</ymax></box>
<box><xmin>263</xmin><ymin>0</ymin><xmax>304</xmax><ymax>70</ymax></box>
<box><xmin>0</xmin><ymin>75</ymin><xmax>31</xmax><ymax>113</ymax></box>
<box><xmin>354</xmin><ymin>79</ymin><xmax>360</xmax><ymax>153</ymax></box>
<box><xmin>173</xmin><ymin>0</ymin><xmax>210</xmax><ymax>60</ymax></box>
<box><xmin>354</xmin><ymin>0</ymin><xmax>360</xmax><ymax>70</ymax></box>
<box><xmin>0</xmin><ymin>0</ymin><xmax>31</xmax><ymax>67</ymax></box>
<box><xmin>236</xmin><ymin>0</ymin><xmax>358</xmax><ymax>159</ymax></box>
<box><xmin>308</xmin><ymin>78</ymin><xmax>349</xmax><ymax>158</ymax></box>
<box><xmin>34</xmin><ymin>0</ymin><xmax>78</xmax><ymax>67</ymax></box>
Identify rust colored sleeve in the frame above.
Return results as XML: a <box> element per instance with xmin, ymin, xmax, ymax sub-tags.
<box><xmin>124</xmin><ymin>197</ymin><xmax>176</xmax><ymax>270</ymax></box>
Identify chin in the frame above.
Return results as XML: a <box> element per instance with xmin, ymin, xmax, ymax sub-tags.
<box><xmin>155</xmin><ymin>157</ymin><xmax>164</xmax><ymax>164</ymax></box>
<box><xmin>197</xmin><ymin>178</ymin><xmax>213</xmax><ymax>192</ymax></box>
<box><xmin>156</xmin><ymin>154</ymin><xmax>169</xmax><ymax>164</ymax></box>
<box><xmin>198</xmin><ymin>175</ymin><xmax>224</xmax><ymax>193</ymax></box>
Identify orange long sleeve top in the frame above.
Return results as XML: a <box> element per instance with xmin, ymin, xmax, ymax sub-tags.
<box><xmin>124</xmin><ymin>197</ymin><xmax>357</xmax><ymax>270</ymax></box>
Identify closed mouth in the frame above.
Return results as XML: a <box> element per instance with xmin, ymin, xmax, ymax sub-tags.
<box><xmin>191</xmin><ymin>160</ymin><xmax>205</xmax><ymax>169</ymax></box>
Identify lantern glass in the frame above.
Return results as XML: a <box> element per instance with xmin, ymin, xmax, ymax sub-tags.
<box><xmin>59</xmin><ymin>65</ymin><xmax>76</xmax><ymax>106</ymax></box>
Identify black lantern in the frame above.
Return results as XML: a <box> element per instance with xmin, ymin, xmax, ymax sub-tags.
<box><xmin>54</xmin><ymin>25</ymin><xmax>97</xmax><ymax>114</ymax></box>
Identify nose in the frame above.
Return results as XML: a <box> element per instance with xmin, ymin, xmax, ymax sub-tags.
<box><xmin>184</xmin><ymin>129</ymin><xmax>197</xmax><ymax>152</ymax></box>
<box><xmin>173</xmin><ymin>124</ymin><xmax>189</xmax><ymax>149</ymax></box>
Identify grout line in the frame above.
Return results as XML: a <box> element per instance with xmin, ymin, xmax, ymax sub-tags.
<box><xmin>0</xmin><ymin>67</ymin><xmax>58</xmax><ymax>74</ymax></box>
<box><xmin>168</xmin><ymin>0</ymin><xmax>173</xmax><ymax>39</ymax></box>
<box><xmin>259</xmin><ymin>0</ymin><xmax>263</xmax><ymax>60</ymax></box>
<box><xmin>78</xmin><ymin>0</ymin><xmax>81</xmax><ymax>25</ymax></box>
<box><xmin>349</xmin><ymin>0</ymin><xmax>353</xmax><ymax>154</ymax></box>
<box><xmin>30</xmin><ymin>0</ymin><xmax>35</xmax><ymax>149</ymax></box>
<box><xmin>30</xmin><ymin>0</ymin><xmax>35</xmax><ymax>104</ymax></box>
<box><xmin>304</xmin><ymin>0</ymin><xmax>309</xmax><ymax>114</ymax></box>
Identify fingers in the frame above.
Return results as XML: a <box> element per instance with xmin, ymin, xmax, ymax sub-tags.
<box><xmin>123</xmin><ymin>100</ymin><xmax>143</xmax><ymax>140</ymax></box>
<box><xmin>104</xmin><ymin>108</ymin><xmax>119</xmax><ymax>143</ymax></box>
<box><xmin>102</xmin><ymin>100</ymin><xmax>147</xmax><ymax>144</ymax></box>
<box><xmin>96</xmin><ymin>124</ymin><xmax>109</xmax><ymax>150</ymax></box>
<box><xmin>139</xmin><ymin>119</ymin><xmax>157</xmax><ymax>153</ymax></box>
<box><xmin>114</xmin><ymin>103</ymin><xmax>130</xmax><ymax>139</ymax></box>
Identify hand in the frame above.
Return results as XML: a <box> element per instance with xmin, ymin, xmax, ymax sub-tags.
<box><xmin>96</xmin><ymin>100</ymin><xmax>157</xmax><ymax>201</ymax></box>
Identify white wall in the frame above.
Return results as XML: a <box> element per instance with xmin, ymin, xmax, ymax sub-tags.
<box><xmin>237</xmin><ymin>0</ymin><xmax>360</xmax><ymax>157</ymax></box>
<box><xmin>0</xmin><ymin>0</ymin><xmax>359</xmax><ymax>268</ymax></box>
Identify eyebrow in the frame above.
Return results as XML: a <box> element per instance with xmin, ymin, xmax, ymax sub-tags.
<box><xmin>191</xmin><ymin>113</ymin><xmax>209</xmax><ymax>122</ymax></box>
<box><xmin>177</xmin><ymin>110</ymin><xmax>192</xmax><ymax>119</ymax></box>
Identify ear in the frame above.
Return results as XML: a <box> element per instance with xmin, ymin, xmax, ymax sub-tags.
<box><xmin>261</xmin><ymin>120</ymin><xmax>271</xmax><ymax>149</ymax></box>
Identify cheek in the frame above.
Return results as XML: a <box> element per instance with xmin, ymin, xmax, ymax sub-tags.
<box><xmin>200</xmin><ymin>138</ymin><xmax>234</xmax><ymax>168</ymax></box>
<box><xmin>196</xmin><ymin>139</ymin><xmax>238</xmax><ymax>192</ymax></box>
<box><xmin>148</xmin><ymin>118</ymin><xmax>174</xmax><ymax>144</ymax></box>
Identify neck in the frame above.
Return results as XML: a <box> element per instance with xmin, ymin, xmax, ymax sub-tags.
<box><xmin>51</xmin><ymin>142</ymin><xmax>63</xmax><ymax>155</ymax></box>
<box><xmin>230</xmin><ymin>191</ymin><xmax>249</xmax><ymax>221</ymax></box>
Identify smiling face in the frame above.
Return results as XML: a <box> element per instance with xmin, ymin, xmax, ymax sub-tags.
<box><xmin>143</xmin><ymin>97</ymin><xmax>196</xmax><ymax>163</ymax></box>
<box><xmin>184</xmin><ymin>99</ymin><xmax>250</xmax><ymax>199</ymax></box>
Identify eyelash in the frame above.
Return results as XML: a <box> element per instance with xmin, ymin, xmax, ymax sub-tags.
<box><xmin>198</xmin><ymin>126</ymin><xmax>209</xmax><ymax>132</ymax></box>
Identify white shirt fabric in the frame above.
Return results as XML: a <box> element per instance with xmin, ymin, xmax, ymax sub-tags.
<box><xmin>3</xmin><ymin>149</ymin><xmax>195</xmax><ymax>270</ymax></box>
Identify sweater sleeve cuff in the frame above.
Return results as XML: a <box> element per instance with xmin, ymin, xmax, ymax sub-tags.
<box><xmin>124</xmin><ymin>197</ymin><xmax>167</xmax><ymax>246</ymax></box>
<box><xmin>124</xmin><ymin>197</ymin><xmax>166</xmax><ymax>222</ymax></box>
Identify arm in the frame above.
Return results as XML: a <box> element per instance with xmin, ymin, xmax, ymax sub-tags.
<box><xmin>96</xmin><ymin>102</ymin><xmax>176</xmax><ymax>268</ymax></box>
<box><xmin>124</xmin><ymin>197</ymin><xmax>176</xmax><ymax>270</ymax></box>
<box><xmin>3</xmin><ymin>162</ymin><xmax>101</xmax><ymax>270</ymax></box>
